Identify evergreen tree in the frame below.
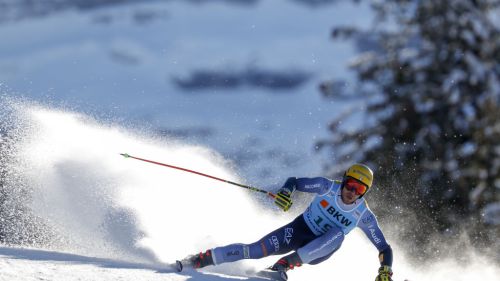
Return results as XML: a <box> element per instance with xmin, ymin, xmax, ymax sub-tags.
<box><xmin>319</xmin><ymin>0</ymin><xmax>500</xmax><ymax>259</ymax></box>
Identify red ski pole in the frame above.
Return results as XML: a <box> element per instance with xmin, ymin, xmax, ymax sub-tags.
<box><xmin>120</xmin><ymin>153</ymin><xmax>276</xmax><ymax>199</ymax></box>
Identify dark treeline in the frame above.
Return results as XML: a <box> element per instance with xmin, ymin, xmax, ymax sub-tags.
<box><xmin>318</xmin><ymin>0</ymin><xmax>500</xmax><ymax>262</ymax></box>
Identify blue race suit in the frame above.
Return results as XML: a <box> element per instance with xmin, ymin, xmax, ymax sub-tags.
<box><xmin>211</xmin><ymin>177</ymin><xmax>393</xmax><ymax>267</ymax></box>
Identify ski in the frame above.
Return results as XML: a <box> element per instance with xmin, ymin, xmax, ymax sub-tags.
<box><xmin>175</xmin><ymin>259</ymin><xmax>287</xmax><ymax>281</ymax></box>
<box><xmin>246</xmin><ymin>268</ymin><xmax>288</xmax><ymax>281</ymax></box>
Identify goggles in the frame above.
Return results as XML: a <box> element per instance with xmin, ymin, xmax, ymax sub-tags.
<box><xmin>344</xmin><ymin>178</ymin><xmax>368</xmax><ymax>196</ymax></box>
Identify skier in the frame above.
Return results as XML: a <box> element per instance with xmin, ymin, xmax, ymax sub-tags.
<box><xmin>179</xmin><ymin>164</ymin><xmax>393</xmax><ymax>281</ymax></box>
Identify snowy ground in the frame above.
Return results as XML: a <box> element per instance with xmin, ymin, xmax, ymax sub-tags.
<box><xmin>0</xmin><ymin>246</ymin><xmax>179</xmax><ymax>281</ymax></box>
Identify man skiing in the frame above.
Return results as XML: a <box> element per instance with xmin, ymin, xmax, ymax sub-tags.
<box><xmin>179</xmin><ymin>164</ymin><xmax>393</xmax><ymax>281</ymax></box>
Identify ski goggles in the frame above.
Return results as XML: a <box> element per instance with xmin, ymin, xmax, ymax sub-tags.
<box><xmin>344</xmin><ymin>178</ymin><xmax>368</xmax><ymax>195</ymax></box>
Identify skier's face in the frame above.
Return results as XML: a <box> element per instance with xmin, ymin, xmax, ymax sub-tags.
<box><xmin>343</xmin><ymin>178</ymin><xmax>368</xmax><ymax>195</ymax></box>
<box><xmin>341</xmin><ymin>180</ymin><xmax>363</xmax><ymax>204</ymax></box>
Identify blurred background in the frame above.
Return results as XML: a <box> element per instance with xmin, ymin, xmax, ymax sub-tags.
<box><xmin>0</xmin><ymin>0</ymin><xmax>499</xmax><ymax>270</ymax></box>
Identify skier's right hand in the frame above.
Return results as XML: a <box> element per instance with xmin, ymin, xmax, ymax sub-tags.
<box><xmin>274</xmin><ymin>189</ymin><xmax>293</xmax><ymax>212</ymax></box>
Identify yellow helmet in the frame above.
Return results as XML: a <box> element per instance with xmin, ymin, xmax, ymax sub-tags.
<box><xmin>344</xmin><ymin>163</ymin><xmax>374</xmax><ymax>188</ymax></box>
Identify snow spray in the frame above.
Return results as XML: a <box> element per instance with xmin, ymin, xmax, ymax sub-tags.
<box><xmin>1</xmin><ymin>99</ymin><xmax>499</xmax><ymax>281</ymax></box>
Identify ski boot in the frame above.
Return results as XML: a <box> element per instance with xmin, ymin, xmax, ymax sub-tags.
<box><xmin>176</xmin><ymin>249</ymin><xmax>214</xmax><ymax>272</ymax></box>
<box><xmin>271</xmin><ymin>252</ymin><xmax>302</xmax><ymax>271</ymax></box>
<box><xmin>266</xmin><ymin>252</ymin><xmax>303</xmax><ymax>281</ymax></box>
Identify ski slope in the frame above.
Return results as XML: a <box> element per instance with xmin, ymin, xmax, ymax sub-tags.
<box><xmin>1</xmin><ymin>245</ymin><xmax>498</xmax><ymax>281</ymax></box>
<box><xmin>1</xmin><ymin>102</ymin><xmax>499</xmax><ymax>281</ymax></box>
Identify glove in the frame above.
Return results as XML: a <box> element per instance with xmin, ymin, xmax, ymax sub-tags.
<box><xmin>375</xmin><ymin>266</ymin><xmax>393</xmax><ymax>281</ymax></box>
<box><xmin>274</xmin><ymin>189</ymin><xmax>293</xmax><ymax>212</ymax></box>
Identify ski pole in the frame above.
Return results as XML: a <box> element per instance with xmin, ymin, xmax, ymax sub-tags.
<box><xmin>120</xmin><ymin>153</ymin><xmax>276</xmax><ymax>199</ymax></box>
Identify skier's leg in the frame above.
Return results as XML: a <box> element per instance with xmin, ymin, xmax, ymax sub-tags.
<box><xmin>267</xmin><ymin>226</ymin><xmax>344</xmax><ymax>272</ymax></box>
<box><xmin>211</xmin><ymin>228</ymin><xmax>292</xmax><ymax>264</ymax></box>
<box><xmin>295</xmin><ymin>224</ymin><xmax>344</xmax><ymax>265</ymax></box>
<box><xmin>307</xmin><ymin>251</ymin><xmax>335</xmax><ymax>265</ymax></box>
<box><xmin>212</xmin><ymin>215</ymin><xmax>315</xmax><ymax>265</ymax></box>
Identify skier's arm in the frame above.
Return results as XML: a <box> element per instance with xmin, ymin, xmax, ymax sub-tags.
<box><xmin>279</xmin><ymin>177</ymin><xmax>333</xmax><ymax>195</ymax></box>
<box><xmin>358</xmin><ymin>210</ymin><xmax>393</xmax><ymax>267</ymax></box>
<box><xmin>274</xmin><ymin>177</ymin><xmax>333</xmax><ymax>211</ymax></box>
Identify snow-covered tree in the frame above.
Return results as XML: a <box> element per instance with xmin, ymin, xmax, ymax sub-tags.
<box><xmin>319</xmin><ymin>0</ymin><xmax>500</xmax><ymax>259</ymax></box>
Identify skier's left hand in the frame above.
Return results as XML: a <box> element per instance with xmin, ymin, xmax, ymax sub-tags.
<box><xmin>375</xmin><ymin>265</ymin><xmax>393</xmax><ymax>281</ymax></box>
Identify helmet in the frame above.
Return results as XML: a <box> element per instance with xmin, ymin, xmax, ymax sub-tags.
<box><xmin>344</xmin><ymin>163</ymin><xmax>374</xmax><ymax>189</ymax></box>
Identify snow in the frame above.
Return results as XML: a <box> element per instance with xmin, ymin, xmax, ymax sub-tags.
<box><xmin>0</xmin><ymin>246</ymin><xmax>180</xmax><ymax>281</ymax></box>
<box><xmin>0</xmin><ymin>1</ymin><xmax>499</xmax><ymax>281</ymax></box>
<box><xmin>1</xmin><ymin>101</ymin><xmax>499</xmax><ymax>281</ymax></box>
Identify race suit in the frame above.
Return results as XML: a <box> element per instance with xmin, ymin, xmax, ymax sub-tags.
<box><xmin>211</xmin><ymin>177</ymin><xmax>393</xmax><ymax>267</ymax></box>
